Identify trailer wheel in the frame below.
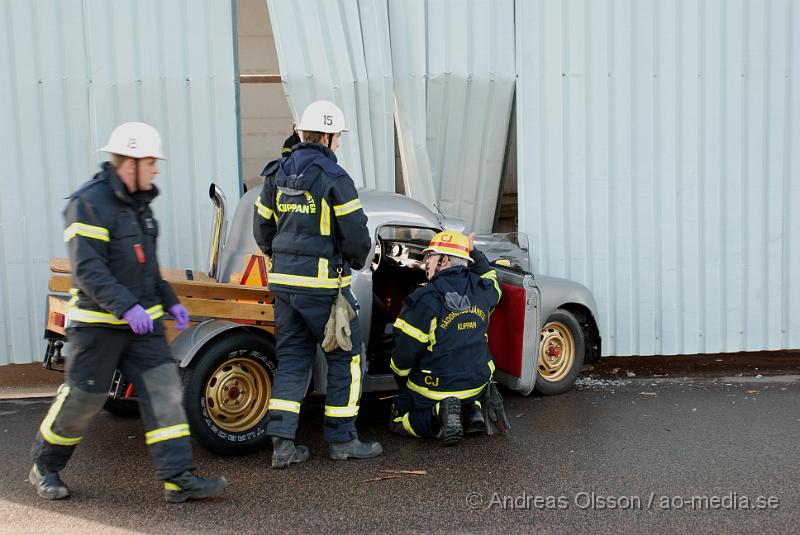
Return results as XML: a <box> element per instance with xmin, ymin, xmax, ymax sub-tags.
<box><xmin>182</xmin><ymin>331</ymin><xmax>277</xmax><ymax>456</ymax></box>
<box><xmin>103</xmin><ymin>397</ymin><xmax>140</xmax><ymax>418</ymax></box>
<box><xmin>533</xmin><ymin>309</ymin><xmax>585</xmax><ymax>396</ymax></box>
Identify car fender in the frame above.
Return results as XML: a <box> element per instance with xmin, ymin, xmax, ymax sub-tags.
<box><xmin>535</xmin><ymin>274</ymin><xmax>599</xmax><ymax>324</ymax></box>
<box><xmin>171</xmin><ymin>319</ymin><xmax>273</xmax><ymax>368</ymax></box>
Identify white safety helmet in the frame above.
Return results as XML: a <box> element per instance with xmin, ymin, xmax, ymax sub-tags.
<box><xmin>100</xmin><ymin>122</ymin><xmax>166</xmax><ymax>160</ymax></box>
<box><xmin>296</xmin><ymin>100</ymin><xmax>349</xmax><ymax>134</ymax></box>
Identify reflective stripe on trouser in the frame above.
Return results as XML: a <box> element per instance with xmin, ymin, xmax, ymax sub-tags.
<box><xmin>32</xmin><ymin>326</ymin><xmax>194</xmax><ymax>479</ymax></box>
<box><xmin>389</xmin><ymin>384</ymin><xmax>485</xmax><ymax>439</ymax></box>
<box><xmin>267</xmin><ymin>290</ymin><xmax>364</xmax><ymax>442</ymax></box>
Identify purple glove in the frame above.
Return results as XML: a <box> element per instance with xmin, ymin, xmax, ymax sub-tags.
<box><xmin>123</xmin><ymin>304</ymin><xmax>153</xmax><ymax>335</ymax></box>
<box><xmin>168</xmin><ymin>303</ymin><xmax>190</xmax><ymax>331</ymax></box>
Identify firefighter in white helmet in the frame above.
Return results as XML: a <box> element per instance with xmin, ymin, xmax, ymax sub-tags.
<box><xmin>29</xmin><ymin>122</ymin><xmax>227</xmax><ymax>503</ymax></box>
<box><xmin>254</xmin><ymin>100</ymin><xmax>382</xmax><ymax>467</ymax></box>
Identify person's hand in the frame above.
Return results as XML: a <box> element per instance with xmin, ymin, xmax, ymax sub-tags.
<box><xmin>123</xmin><ymin>304</ymin><xmax>153</xmax><ymax>335</ymax></box>
<box><xmin>467</xmin><ymin>232</ymin><xmax>476</xmax><ymax>250</ymax></box>
<box><xmin>168</xmin><ymin>303</ymin><xmax>190</xmax><ymax>331</ymax></box>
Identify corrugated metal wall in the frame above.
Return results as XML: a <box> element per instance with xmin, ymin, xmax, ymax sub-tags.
<box><xmin>266</xmin><ymin>0</ymin><xmax>395</xmax><ymax>192</ymax></box>
<box><xmin>0</xmin><ymin>0</ymin><xmax>240</xmax><ymax>364</ymax></box>
<box><xmin>516</xmin><ymin>0</ymin><xmax>800</xmax><ymax>356</ymax></box>
<box><xmin>267</xmin><ymin>0</ymin><xmax>515</xmax><ymax>232</ymax></box>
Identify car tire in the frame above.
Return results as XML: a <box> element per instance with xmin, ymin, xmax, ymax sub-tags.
<box><xmin>533</xmin><ymin>309</ymin><xmax>585</xmax><ymax>396</ymax></box>
<box><xmin>182</xmin><ymin>331</ymin><xmax>277</xmax><ymax>456</ymax></box>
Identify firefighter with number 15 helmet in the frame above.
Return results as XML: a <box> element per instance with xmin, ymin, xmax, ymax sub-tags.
<box><xmin>29</xmin><ymin>122</ymin><xmax>227</xmax><ymax>503</ymax></box>
<box><xmin>254</xmin><ymin>100</ymin><xmax>382</xmax><ymax>467</ymax></box>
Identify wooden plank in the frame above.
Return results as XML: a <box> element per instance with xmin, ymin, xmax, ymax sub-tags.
<box><xmin>182</xmin><ymin>297</ymin><xmax>274</xmax><ymax>323</ymax></box>
<box><xmin>50</xmin><ymin>257</ymin><xmax>216</xmax><ymax>284</ymax></box>
<box><xmin>49</xmin><ymin>275</ymin><xmax>72</xmax><ymax>293</ymax></box>
<box><xmin>239</xmin><ymin>74</ymin><xmax>282</xmax><ymax>83</ymax></box>
<box><xmin>52</xmin><ymin>275</ymin><xmax>273</xmax><ymax>303</ymax></box>
<box><xmin>48</xmin><ymin>274</ymin><xmax>271</xmax><ymax>303</ymax></box>
<box><xmin>50</xmin><ymin>257</ymin><xmax>71</xmax><ymax>273</ymax></box>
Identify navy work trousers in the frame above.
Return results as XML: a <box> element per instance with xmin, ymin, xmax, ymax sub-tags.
<box><xmin>266</xmin><ymin>289</ymin><xmax>365</xmax><ymax>443</ymax></box>
<box><xmin>32</xmin><ymin>325</ymin><xmax>194</xmax><ymax>480</ymax></box>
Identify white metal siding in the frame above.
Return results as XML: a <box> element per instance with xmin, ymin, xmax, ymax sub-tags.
<box><xmin>267</xmin><ymin>0</ymin><xmax>515</xmax><ymax>232</ymax></box>
<box><xmin>266</xmin><ymin>0</ymin><xmax>395</xmax><ymax>191</ymax></box>
<box><xmin>516</xmin><ymin>0</ymin><xmax>800</xmax><ymax>356</ymax></box>
<box><xmin>0</xmin><ymin>0</ymin><xmax>240</xmax><ymax>364</ymax></box>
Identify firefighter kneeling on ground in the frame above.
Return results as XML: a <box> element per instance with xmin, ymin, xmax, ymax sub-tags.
<box><xmin>29</xmin><ymin>122</ymin><xmax>227</xmax><ymax>503</ymax></box>
<box><xmin>389</xmin><ymin>230</ymin><xmax>509</xmax><ymax>445</ymax></box>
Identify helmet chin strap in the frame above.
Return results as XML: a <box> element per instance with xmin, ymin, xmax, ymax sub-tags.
<box><xmin>133</xmin><ymin>158</ymin><xmax>140</xmax><ymax>193</ymax></box>
<box><xmin>434</xmin><ymin>254</ymin><xmax>446</xmax><ymax>276</ymax></box>
<box><xmin>326</xmin><ymin>133</ymin><xmax>333</xmax><ymax>149</ymax></box>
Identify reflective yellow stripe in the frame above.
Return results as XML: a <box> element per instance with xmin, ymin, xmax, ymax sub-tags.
<box><xmin>427</xmin><ymin>317</ymin><xmax>437</xmax><ymax>351</ymax></box>
<box><xmin>64</xmin><ymin>222</ymin><xmax>110</xmax><ymax>242</ymax></box>
<box><xmin>333</xmin><ymin>198</ymin><xmax>362</xmax><ymax>217</ymax></box>
<box><xmin>347</xmin><ymin>353</ymin><xmax>361</xmax><ymax>408</ymax></box>
<box><xmin>145</xmin><ymin>423</ymin><xmax>190</xmax><ymax>445</ymax></box>
<box><xmin>320</xmin><ymin>198</ymin><xmax>331</xmax><ymax>236</ymax></box>
<box><xmin>324</xmin><ymin>405</ymin><xmax>359</xmax><ymax>417</ymax></box>
<box><xmin>481</xmin><ymin>270</ymin><xmax>502</xmax><ymax>299</ymax></box>
<box><xmin>40</xmin><ymin>385</ymin><xmax>82</xmax><ymax>446</ymax></box>
<box><xmin>393</xmin><ymin>318</ymin><xmax>430</xmax><ymax>343</ymax></box>
<box><xmin>393</xmin><ymin>413</ymin><xmax>419</xmax><ymax>437</ymax></box>
<box><xmin>326</xmin><ymin>354</ymin><xmax>361</xmax><ymax>418</ymax></box>
<box><xmin>164</xmin><ymin>482</ymin><xmax>182</xmax><ymax>491</ymax></box>
<box><xmin>318</xmin><ymin>258</ymin><xmax>329</xmax><ymax>279</ymax></box>
<box><xmin>268</xmin><ymin>399</ymin><xmax>301</xmax><ymax>413</ymax></box>
<box><xmin>255</xmin><ymin>198</ymin><xmax>274</xmax><ymax>221</ymax></box>
<box><xmin>488</xmin><ymin>360</ymin><xmax>496</xmax><ymax>374</ymax></box>
<box><xmin>68</xmin><ymin>304</ymin><xmax>164</xmax><ymax>325</ymax></box>
<box><xmin>406</xmin><ymin>380</ymin><xmax>488</xmax><ymax>401</ymax></box>
<box><xmin>390</xmin><ymin>358</ymin><xmax>411</xmax><ymax>377</ymax></box>
<box><xmin>268</xmin><ymin>272</ymin><xmax>351</xmax><ymax>289</ymax></box>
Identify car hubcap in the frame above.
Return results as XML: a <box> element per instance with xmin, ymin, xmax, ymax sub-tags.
<box><xmin>205</xmin><ymin>356</ymin><xmax>271</xmax><ymax>432</ymax></box>
<box><xmin>538</xmin><ymin>321</ymin><xmax>575</xmax><ymax>382</ymax></box>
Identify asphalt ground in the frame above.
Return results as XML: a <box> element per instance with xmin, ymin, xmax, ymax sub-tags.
<box><xmin>0</xmin><ymin>356</ymin><xmax>798</xmax><ymax>534</ymax></box>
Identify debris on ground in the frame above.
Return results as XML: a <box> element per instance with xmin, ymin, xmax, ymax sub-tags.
<box><xmin>362</xmin><ymin>469</ymin><xmax>428</xmax><ymax>484</ymax></box>
<box><xmin>746</xmin><ymin>390</ymin><xmax>760</xmax><ymax>395</ymax></box>
<box><xmin>626</xmin><ymin>371</ymin><xmax>637</xmax><ymax>377</ymax></box>
<box><xmin>639</xmin><ymin>391</ymin><xmax>657</xmax><ymax>396</ymax></box>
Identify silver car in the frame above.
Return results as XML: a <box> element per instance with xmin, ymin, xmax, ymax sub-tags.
<box><xmin>167</xmin><ymin>187</ymin><xmax>600</xmax><ymax>454</ymax></box>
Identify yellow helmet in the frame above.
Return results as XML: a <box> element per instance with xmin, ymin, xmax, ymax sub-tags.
<box><xmin>423</xmin><ymin>230</ymin><xmax>473</xmax><ymax>263</ymax></box>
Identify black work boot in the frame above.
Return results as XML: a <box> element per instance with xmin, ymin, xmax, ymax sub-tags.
<box><xmin>164</xmin><ymin>471</ymin><xmax>228</xmax><ymax>503</ymax></box>
<box><xmin>435</xmin><ymin>397</ymin><xmax>463</xmax><ymax>446</ymax></box>
<box><xmin>29</xmin><ymin>464</ymin><xmax>69</xmax><ymax>500</ymax></box>
<box><xmin>464</xmin><ymin>401</ymin><xmax>485</xmax><ymax>434</ymax></box>
<box><xmin>329</xmin><ymin>438</ymin><xmax>383</xmax><ymax>460</ymax></box>
<box><xmin>271</xmin><ymin>437</ymin><xmax>310</xmax><ymax>468</ymax></box>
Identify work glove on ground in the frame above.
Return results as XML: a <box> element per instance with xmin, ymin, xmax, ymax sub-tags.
<box><xmin>321</xmin><ymin>291</ymin><xmax>356</xmax><ymax>352</ymax></box>
<box><xmin>168</xmin><ymin>303</ymin><xmax>190</xmax><ymax>331</ymax></box>
<box><xmin>482</xmin><ymin>381</ymin><xmax>511</xmax><ymax>435</ymax></box>
<box><xmin>123</xmin><ymin>304</ymin><xmax>153</xmax><ymax>335</ymax></box>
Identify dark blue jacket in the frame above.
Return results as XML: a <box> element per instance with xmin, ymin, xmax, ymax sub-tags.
<box><xmin>391</xmin><ymin>250</ymin><xmax>503</xmax><ymax>400</ymax></box>
<box><xmin>254</xmin><ymin>143</ymin><xmax>371</xmax><ymax>295</ymax></box>
<box><xmin>64</xmin><ymin>162</ymin><xmax>178</xmax><ymax>328</ymax></box>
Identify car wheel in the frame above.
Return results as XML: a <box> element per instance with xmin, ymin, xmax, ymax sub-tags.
<box><xmin>182</xmin><ymin>331</ymin><xmax>276</xmax><ymax>456</ymax></box>
<box><xmin>533</xmin><ymin>309</ymin><xmax>585</xmax><ymax>396</ymax></box>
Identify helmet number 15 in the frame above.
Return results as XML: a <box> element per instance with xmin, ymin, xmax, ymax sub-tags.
<box><xmin>323</xmin><ymin>114</ymin><xmax>333</xmax><ymax>126</ymax></box>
